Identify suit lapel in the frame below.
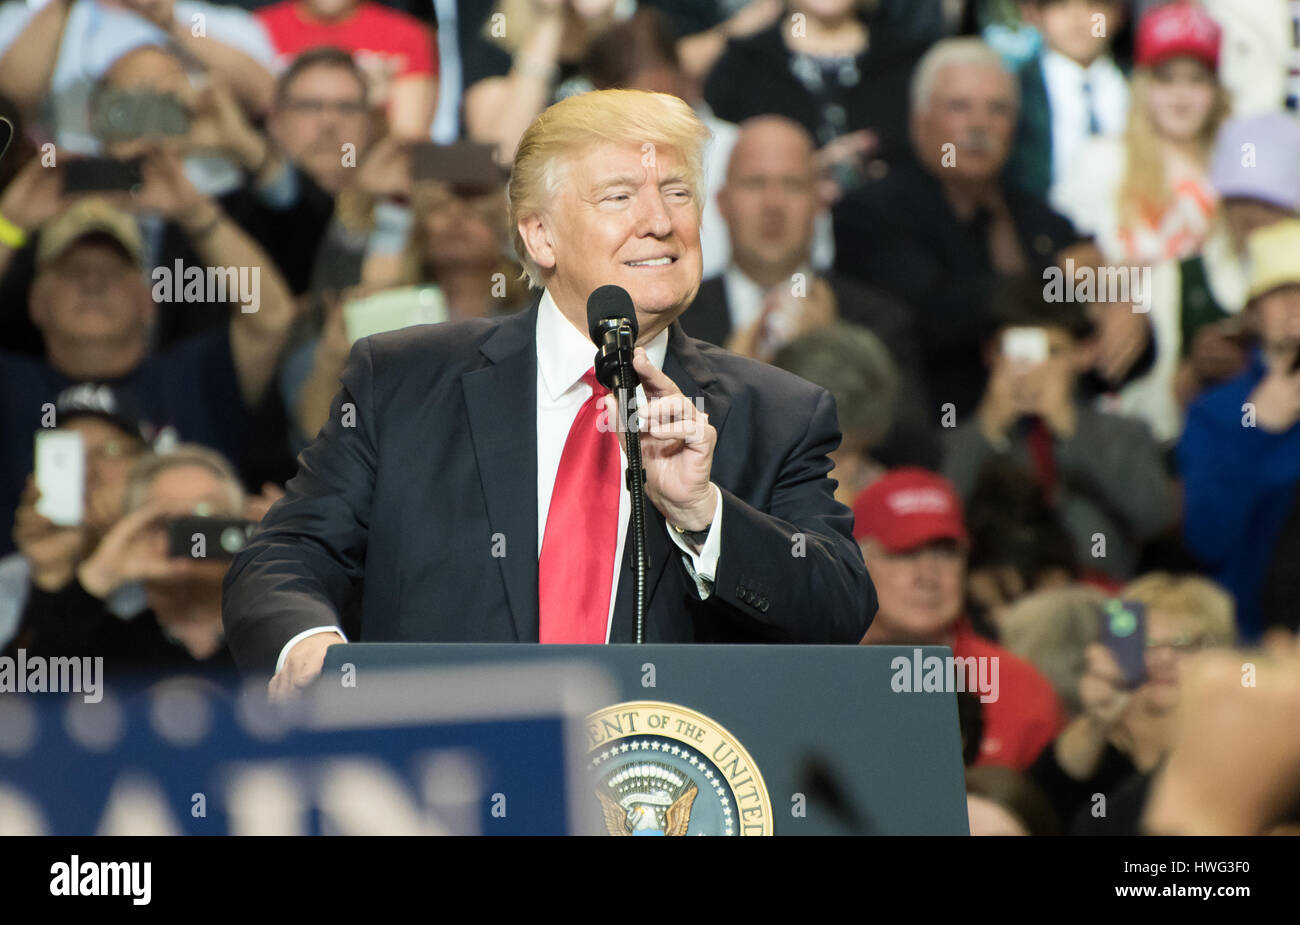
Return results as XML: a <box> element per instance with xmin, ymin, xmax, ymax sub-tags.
<box><xmin>681</xmin><ymin>277</ymin><xmax>733</xmax><ymax>347</ymax></box>
<box><xmin>609</xmin><ymin>324</ymin><xmax>731</xmax><ymax>641</ymax></box>
<box><xmin>462</xmin><ymin>305</ymin><xmax>539</xmax><ymax>642</ymax></box>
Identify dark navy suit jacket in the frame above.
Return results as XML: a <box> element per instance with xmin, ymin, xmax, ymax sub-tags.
<box><xmin>221</xmin><ymin>303</ymin><xmax>877</xmax><ymax>674</ymax></box>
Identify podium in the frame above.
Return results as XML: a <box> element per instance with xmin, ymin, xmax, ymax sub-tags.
<box><xmin>320</xmin><ymin>643</ymin><xmax>970</xmax><ymax>835</ymax></box>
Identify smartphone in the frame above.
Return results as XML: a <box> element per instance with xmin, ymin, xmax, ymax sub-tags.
<box><xmin>1100</xmin><ymin>598</ymin><xmax>1148</xmax><ymax>688</ymax></box>
<box><xmin>1002</xmin><ymin>327</ymin><xmax>1049</xmax><ymax>365</ymax></box>
<box><xmin>34</xmin><ymin>430</ymin><xmax>85</xmax><ymax>527</ymax></box>
<box><xmin>410</xmin><ymin>141</ymin><xmax>503</xmax><ymax>187</ymax></box>
<box><xmin>91</xmin><ymin>89</ymin><xmax>189</xmax><ymax>141</ymax></box>
<box><xmin>343</xmin><ymin>286</ymin><xmax>447</xmax><ymax>344</ymax></box>
<box><xmin>63</xmin><ymin>156</ymin><xmax>143</xmax><ymax>193</ymax></box>
<box><xmin>166</xmin><ymin>516</ymin><xmax>256</xmax><ymax>562</ymax></box>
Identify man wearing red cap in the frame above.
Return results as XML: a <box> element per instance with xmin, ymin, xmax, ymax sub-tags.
<box><xmin>853</xmin><ymin>468</ymin><xmax>1065</xmax><ymax>770</ymax></box>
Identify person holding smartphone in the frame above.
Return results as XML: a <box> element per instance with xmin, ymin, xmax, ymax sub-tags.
<box><xmin>942</xmin><ymin>277</ymin><xmax>1175</xmax><ymax>581</ymax></box>
<box><xmin>1026</xmin><ymin>572</ymin><xmax>1236</xmax><ymax>835</ymax></box>
<box><xmin>6</xmin><ymin>444</ymin><xmax>250</xmax><ymax>682</ymax></box>
<box><xmin>1179</xmin><ymin>219</ymin><xmax>1300</xmax><ymax>643</ymax></box>
<box><xmin>0</xmin><ymin>385</ymin><xmax>152</xmax><ymax>651</ymax></box>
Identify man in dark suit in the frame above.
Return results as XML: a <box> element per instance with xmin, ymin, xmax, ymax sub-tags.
<box><xmin>680</xmin><ymin>115</ymin><xmax>936</xmax><ymax>467</ymax></box>
<box><xmin>832</xmin><ymin>37</ymin><xmax>1085</xmax><ymax>420</ymax></box>
<box><xmin>223</xmin><ymin>89</ymin><xmax>877</xmax><ymax>696</ymax></box>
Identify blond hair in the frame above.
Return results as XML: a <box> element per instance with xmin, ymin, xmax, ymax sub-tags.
<box><xmin>508</xmin><ymin>89</ymin><xmax>711</xmax><ymax>288</ymax></box>
<box><xmin>1121</xmin><ymin>572</ymin><xmax>1236</xmax><ymax>646</ymax></box>
<box><xmin>1116</xmin><ymin>68</ymin><xmax>1231</xmax><ymax>234</ymax></box>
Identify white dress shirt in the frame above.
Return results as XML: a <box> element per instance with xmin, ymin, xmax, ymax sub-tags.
<box><xmin>277</xmin><ymin>292</ymin><xmax>723</xmax><ymax>669</ymax></box>
<box><xmin>722</xmin><ymin>263</ymin><xmax>815</xmax><ymax>355</ymax></box>
<box><xmin>1041</xmin><ymin>49</ymin><xmax>1129</xmax><ymax>194</ymax></box>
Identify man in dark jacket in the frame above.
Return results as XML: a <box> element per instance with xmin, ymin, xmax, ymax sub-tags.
<box><xmin>833</xmin><ymin>37</ymin><xmax>1086</xmax><ymax>420</ymax></box>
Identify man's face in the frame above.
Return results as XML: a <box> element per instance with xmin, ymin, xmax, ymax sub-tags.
<box><xmin>912</xmin><ymin>65</ymin><xmax>1017</xmax><ymax>183</ymax></box>
<box><xmin>1254</xmin><ymin>284</ymin><xmax>1300</xmax><ymax>352</ymax></box>
<box><xmin>861</xmin><ymin>538</ymin><xmax>966</xmax><ymax>642</ymax></box>
<box><xmin>146</xmin><ymin>464</ymin><xmax>239</xmax><ymax>518</ymax></box>
<box><xmin>97</xmin><ymin>47</ymin><xmax>190</xmax><ymax>158</ymax></box>
<box><xmin>66</xmin><ymin>417</ymin><xmax>145</xmax><ymax>532</ymax></box>
<box><xmin>30</xmin><ymin>240</ymin><xmax>152</xmax><ymax>358</ymax></box>
<box><xmin>521</xmin><ymin>140</ymin><xmax>703</xmax><ymax>338</ymax></box>
<box><xmin>718</xmin><ymin>121</ymin><xmax>820</xmax><ymax>283</ymax></box>
<box><xmin>988</xmin><ymin>324</ymin><xmax>1080</xmax><ymax>414</ymax></box>
<box><xmin>1031</xmin><ymin>0</ymin><xmax>1120</xmax><ymax>67</ymax></box>
<box><xmin>269</xmin><ymin>65</ymin><xmax>371</xmax><ymax>193</ymax></box>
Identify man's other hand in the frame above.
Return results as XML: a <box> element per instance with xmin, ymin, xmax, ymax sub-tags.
<box><xmin>268</xmin><ymin>633</ymin><xmax>345</xmax><ymax>702</ymax></box>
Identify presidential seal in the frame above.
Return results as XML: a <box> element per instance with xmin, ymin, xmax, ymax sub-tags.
<box><xmin>586</xmin><ymin>701</ymin><xmax>773</xmax><ymax>836</ymax></box>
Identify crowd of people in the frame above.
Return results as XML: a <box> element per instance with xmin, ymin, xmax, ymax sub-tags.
<box><xmin>0</xmin><ymin>0</ymin><xmax>1298</xmax><ymax>836</ymax></box>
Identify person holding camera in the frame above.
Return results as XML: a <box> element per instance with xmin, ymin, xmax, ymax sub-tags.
<box><xmin>0</xmin><ymin>0</ymin><xmax>274</xmax><ymax>151</ymax></box>
<box><xmin>0</xmin><ymin>386</ymin><xmax>152</xmax><ymax>650</ymax></box>
<box><xmin>5</xmin><ymin>445</ymin><xmax>252</xmax><ymax>680</ymax></box>
<box><xmin>942</xmin><ymin>279</ymin><xmax>1174</xmax><ymax>580</ymax></box>
<box><xmin>1026</xmin><ymin>573</ymin><xmax>1236</xmax><ymax>835</ymax></box>
<box><xmin>0</xmin><ymin>160</ymin><xmax>296</xmax><ymax>559</ymax></box>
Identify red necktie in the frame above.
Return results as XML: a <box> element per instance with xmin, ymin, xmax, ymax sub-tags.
<box><xmin>539</xmin><ymin>368</ymin><xmax>621</xmax><ymax>643</ymax></box>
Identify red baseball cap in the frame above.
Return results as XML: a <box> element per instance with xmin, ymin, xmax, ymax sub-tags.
<box><xmin>851</xmin><ymin>468</ymin><xmax>968</xmax><ymax>552</ymax></box>
<box><xmin>1135</xmin><ymin>2</ymin><xmax>1221</xmax><ymax>72</ymax></box>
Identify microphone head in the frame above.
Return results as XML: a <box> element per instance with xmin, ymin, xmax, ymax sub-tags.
<box><xmin>586</xmin><ymin>285</ymin><xmax>638</xmax><ymax>342</ymax></box>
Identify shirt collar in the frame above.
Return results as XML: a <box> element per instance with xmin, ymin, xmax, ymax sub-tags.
<box><xmin>1043</xmin><ymin>48</ymin><xmax>1116</xmax><ymax>83</ymax></box>
<box><xmin>725</xmin><ymin>263</ymin><xmax>815</xmax><ymax>293</ymax></box>
<box><xmin>536</xmin><ymin>289</ymin><xmax>670</xmax><ymax>400</ymax></box>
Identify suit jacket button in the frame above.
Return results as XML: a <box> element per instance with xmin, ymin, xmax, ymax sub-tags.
<box><xmin>759</xmin><ymin>601</ymin><xmax>769</xmax><ymax>613</ymax></box>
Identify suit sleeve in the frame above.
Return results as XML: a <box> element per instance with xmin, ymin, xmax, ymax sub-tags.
<box><xmin>221</xmin><ymin>338</ymin><xmax>380</xmax><ymax>675</ymax></box>
<box><xmin>706</xmin><ymin>388</ymin><xmax>877</xmax><ymax>643</ymax></box>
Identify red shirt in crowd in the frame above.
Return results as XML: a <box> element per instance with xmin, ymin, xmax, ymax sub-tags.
<box><xmin>256</xmin><ymin>1</ymin><xmax>437</xmax><ymax>80</ymax></box>
<box><xmin>952</xmin><ymin>618</ymin><xmax>1066</xmax><ymax>771</ymax></box>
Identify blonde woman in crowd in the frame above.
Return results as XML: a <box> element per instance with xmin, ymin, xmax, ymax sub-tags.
<box><xmin>1053</xmin><ymin>2</ymin><xmax>1230</xmax><ymax>264</ymax></box>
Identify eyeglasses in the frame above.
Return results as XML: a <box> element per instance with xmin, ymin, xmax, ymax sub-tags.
<box><xmin>87</xmin><ymin>439</ymin><xmax>144</xmax><ymax>462</ymax></box>
<box><xmin>281</xmin><ymin>98</ymin><xmax>368</xmax><ymax>117</ymax></box>
<box><xmin>1145</xmin><ymin>635</ymin><xmax>1214</xmax><ymax>654</ymax></box>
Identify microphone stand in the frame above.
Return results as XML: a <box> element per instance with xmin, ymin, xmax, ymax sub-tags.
<box><xmin>596</xmin><ymin>322</ymin><xmax>648</xmax><ymax>644</ymax></box>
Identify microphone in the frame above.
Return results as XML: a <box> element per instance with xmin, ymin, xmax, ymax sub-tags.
<box><xmin>586</xmin><ymin>284</ymin><xmax>649</xmax><ymax>644</ymax></box>
<box><xmin>587</xmin><ymin>285</ymin><xmax>639</xmax><ymax>391</ymax></box>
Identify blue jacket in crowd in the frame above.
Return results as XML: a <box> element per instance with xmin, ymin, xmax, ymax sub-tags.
<box><xmin>1178</xmin><ymin>351</ymin><xmax>1300</xmax><ymax>641</ymax></box>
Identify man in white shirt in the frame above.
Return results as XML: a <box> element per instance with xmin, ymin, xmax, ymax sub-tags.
<box><xmin>221</xmin><ymin>89</ymin><xmax>877</xmax><ymax>697</ymax></box>
<box><xmin>1008</xmin><ymin>0</ymin><xmax>1130</xmax><ymax>201</ymax></box>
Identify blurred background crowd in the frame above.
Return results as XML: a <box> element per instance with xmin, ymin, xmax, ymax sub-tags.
<box><xmin>0</xmin><ymin>0</ymin><xmax>1298</xmax><ymax>836</ymax></box>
